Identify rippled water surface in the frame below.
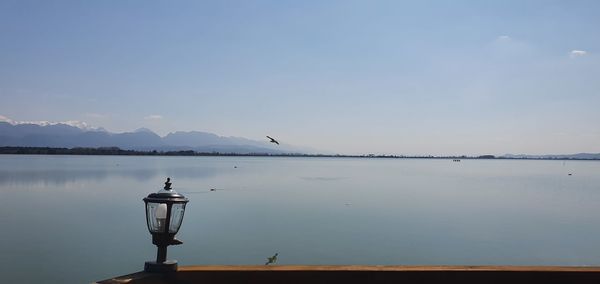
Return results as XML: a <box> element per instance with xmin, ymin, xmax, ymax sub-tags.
<box><xmin>1</xmin><ymin>155</ymin><xmax>600</xmax><ymax>283</ymax></box>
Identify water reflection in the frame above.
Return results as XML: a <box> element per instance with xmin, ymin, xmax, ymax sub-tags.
<box><xmin>0</xmin><ymin>156</ymin><xmax>221</xmax><ymax>186</ymax></box>
<box><xmin>2</xmin><ymin>156</ymin><xmax>600</xmax><ymax>284</ymax></box>
<box><xmin>299</xmin><ymin>176</ymin><xmax>347</xmax><ymax>181</ymax></box>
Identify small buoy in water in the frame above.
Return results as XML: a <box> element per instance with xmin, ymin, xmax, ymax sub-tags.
<box><xmin>234</xmin><ymin>166</ymin><xmax>237</xmax><ymax>168</ymax></box>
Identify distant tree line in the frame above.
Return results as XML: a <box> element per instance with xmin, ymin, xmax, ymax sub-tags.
<box><xmin>2</xmin><ymin>147</ymin><xmax>597</xmax><ymax>160</ymax></box>
<box><xmin>0</xmin><ymin>146</ymin><xmax>506</xmax><ymax>159</ymax></box>
<box><xmin>0</xmin><ymin>147</ymin><xmax>249</xmax><ymax>156</ymax></box>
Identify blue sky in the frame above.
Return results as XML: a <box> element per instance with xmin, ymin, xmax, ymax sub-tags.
<box><xmin>1</xmin><ymin>0</ymin><xmax>599</xmax><ymax>155</ymax></box>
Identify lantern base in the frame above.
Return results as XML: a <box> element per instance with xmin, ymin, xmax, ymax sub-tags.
<box><xmin>144</xmin><ymin>260</ymin><xmax>178</xmax><ymax>273</ymax></box>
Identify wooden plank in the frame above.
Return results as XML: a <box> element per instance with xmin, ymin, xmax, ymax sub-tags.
<box><xmin>95</xmin><ymin>265</ymin><xmax>600</xmax><ymax>284</ymax></box>
<box><xmin>179</xmin><ymin>265</ymin><xmax>600</xmax><ymax>272</ymax></box>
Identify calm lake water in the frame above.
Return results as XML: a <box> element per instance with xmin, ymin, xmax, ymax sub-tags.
<box><xmin>1</xmin><ymin>155</ymin><xmax>600</xmax><ymax>283</ymax></box>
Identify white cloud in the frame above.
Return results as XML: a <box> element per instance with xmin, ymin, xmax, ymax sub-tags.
<box><xmin>570</xmin><ymin>50</ymin><xmax>588</xmax><ymax>58</ymax></box>
<box><xmin>144</xmin><ymin>114</ymin><xmax>163</xmax><ymax>120</ymax></box>
<box><xmin>85</xmin><ymin>113</ymin><xmax>108</xmax><ymax>119</ymax></box>
<box><xmin>489</xmin><ymin>35</ymin><xmax>533</xmax><ymax>57</ymax></box>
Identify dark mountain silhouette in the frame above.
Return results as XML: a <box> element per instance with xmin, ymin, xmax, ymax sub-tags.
<box><xmin>0</xmin><ymin>122</ymin><xmax>303</xmax><ymax>154</ymax></box>
<box><xmin>134</xmin><ymin>127</ymin><xmax>156</xmax><ymax>133</ymax></box>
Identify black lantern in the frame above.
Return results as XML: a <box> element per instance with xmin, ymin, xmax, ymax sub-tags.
<box><xmin>143</xmin><ymin>178</ymin><xmax>189</xmax><ymax>272</ymax></box>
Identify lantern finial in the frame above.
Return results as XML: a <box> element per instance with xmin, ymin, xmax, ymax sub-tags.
<box><xmin>164</xmin><ymin>177</ymin><xmax>172</xmax><ymax>190</ymax></box>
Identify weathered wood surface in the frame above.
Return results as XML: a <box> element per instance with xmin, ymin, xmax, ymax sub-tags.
<box><xmin>95</xmin><ymin>265</ymin><xmax>600</xmax><ymax>284</ymax></box>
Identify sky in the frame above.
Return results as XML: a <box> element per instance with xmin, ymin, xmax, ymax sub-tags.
<box><xmin>1</xmin><ymin>0</ymin><xmax>599</xmax><ymax>155</ymax></box>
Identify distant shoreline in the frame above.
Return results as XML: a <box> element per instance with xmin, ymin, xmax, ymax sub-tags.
<box><xmin>1</xmin><ymin>146</ymin><xmax>599</xmax><ymax>161</ymax></box>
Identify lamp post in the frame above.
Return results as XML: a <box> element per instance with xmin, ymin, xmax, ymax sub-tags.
<box><xmin>143</xmin><ymin>178</ymin><xmax>189</xmax><ymax>272</ymax></box>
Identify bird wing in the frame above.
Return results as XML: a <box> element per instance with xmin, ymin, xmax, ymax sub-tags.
<box><xmin>266</xmin><ymin>136</ymin><xmax>280</xmax><ymax>144</ymax></box>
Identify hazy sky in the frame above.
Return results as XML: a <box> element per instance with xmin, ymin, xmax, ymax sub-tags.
<box><xmin>1</xmin><ymin>0</ymin><xmax>599</xmax><ymax>155</ymax></box>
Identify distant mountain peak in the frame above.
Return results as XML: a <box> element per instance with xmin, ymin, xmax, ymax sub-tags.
<box><xmin>0</xmin><ymin>114</ymin><xmax>103</xmax><ymax>131</ymax></box>
<box><xmin>134</xmin><ymin>127</ymin><xmax>156</xmax><ymax>134</ymax></box>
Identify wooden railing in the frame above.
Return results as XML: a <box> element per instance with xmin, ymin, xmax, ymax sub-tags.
<box><xmin>96</xmin><ymin>265</ymin><xmax>600</xmax><ymax>284</ymax></box>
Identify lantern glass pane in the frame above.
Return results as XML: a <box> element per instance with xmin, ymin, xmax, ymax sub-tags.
<box><xmin>146</xmin><ymin>202</ymin><xmax>168</xmax><ymax>233</ymax></box>
<box><xmin>169</xmin><ymin>203</ymin><xmax>186</xmax><ymax>233</ymax></box>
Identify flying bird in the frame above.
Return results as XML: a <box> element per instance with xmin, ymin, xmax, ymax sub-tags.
<box><xmin>266</xmin><ymin>136</ymin><xmax>279</xmax><ymax>145</ymax></box>
<box><xmin>265</xmin><ymin>253</ymin><xmax>278</xmax><ymax>265</ymax></box>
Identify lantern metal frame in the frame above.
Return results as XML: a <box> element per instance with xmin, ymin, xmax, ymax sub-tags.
<box><xmin>143</xmin><ymin>178</ymin><xmax>189</xmax><ymax>273</ymax></box>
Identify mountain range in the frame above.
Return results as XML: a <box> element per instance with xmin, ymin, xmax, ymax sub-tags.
<box><xmin>1</xmin><ymin>118</ymin><xmax>598</xmax><ymax>158</ymax></box>
<box><xmin>0</xmin><ymin>121</ymin><xmax>309</xmax><ymax>154</ymax></box>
